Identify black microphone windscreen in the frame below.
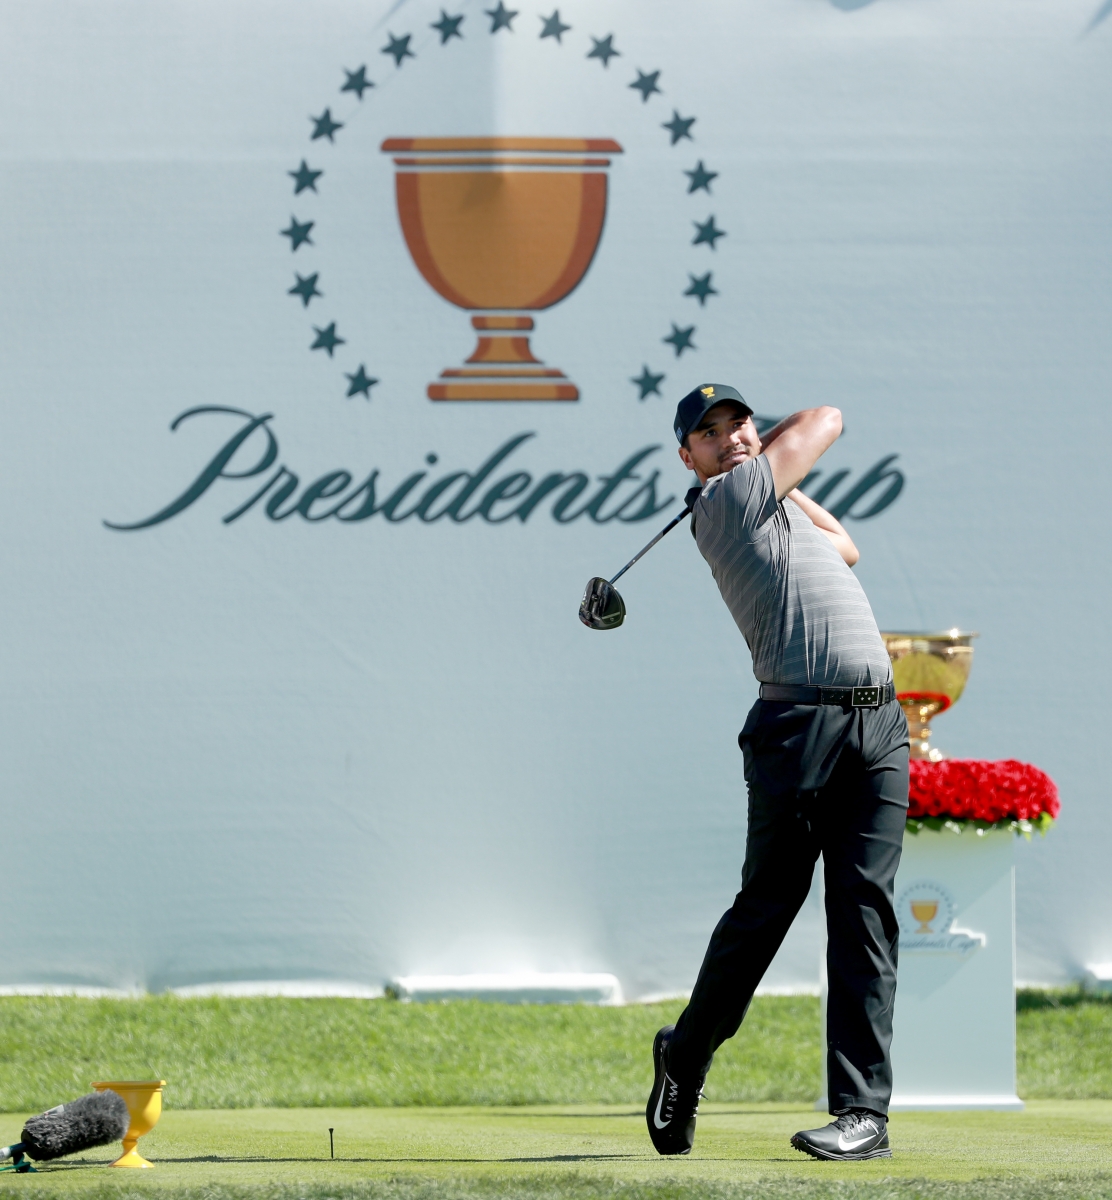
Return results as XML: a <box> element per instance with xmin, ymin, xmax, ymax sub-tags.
<box><xmin>20</xmin><ymin>1091</ymin><xmax>129</xmax><ymax>1161</ymax></box>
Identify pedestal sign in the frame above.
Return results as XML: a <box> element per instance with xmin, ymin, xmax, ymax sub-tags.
<box><xmin>885</xmin><ymin>629</ymin><xmax>1021</xmax><ymax>1108</ymax></box>
<box><xmin>888</xmin><ymin>829</ymin><xmax>1022</xmax><ymax>1110</ymax></box>
<box><xmin>817</xmin><ymin>630</ymin><xmax>1044</xmax><ymax>1113</ymax></box>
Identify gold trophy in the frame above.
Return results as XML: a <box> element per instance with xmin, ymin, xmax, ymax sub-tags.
<box><xmin>92</xmin><ymin>1080</ymin><xmax>165</xmax><ymax>1168</ymax></box>
<box><xmin>381</xmin><ymin>137</ymin><xmax>622</xmax><ymax>401</ymax></box>
<box><xmin>880</xmin><ymin>630</ymin><xmax>978</xmax><ymax>760</ymax></box>
<box><xmin>910</xmin><ymin>900</ymin><xmax>939</xmax><ymax>933</ymax></box>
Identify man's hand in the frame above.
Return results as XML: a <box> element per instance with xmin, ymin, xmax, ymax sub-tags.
<box><xmin>760</xmin><ymin>407</ymin><xmax>842</xmax><ymax>499</ymax></box>
<box><xmin>787</xmin><ymin>488</ymin><xmax>860</xmax><ymax>567</ymax></box>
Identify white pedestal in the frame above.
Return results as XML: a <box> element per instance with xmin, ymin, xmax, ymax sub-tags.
<box><xmin>888</xmin><ymin>829</ymin><xmax>1022</xmax><ymax>1110</ymax></box>
<box><xmin>818</xmin><ymin>828</ymin><xmax>1022</xmax><ymax>1111</ymax></box>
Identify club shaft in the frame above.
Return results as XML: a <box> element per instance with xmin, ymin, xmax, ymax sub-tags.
<box><xmin>608</xmin><ymin>505</ymin><xmax>693</xmax><ymax>586</ymax></box>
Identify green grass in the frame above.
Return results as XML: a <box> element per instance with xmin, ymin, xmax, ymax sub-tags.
<box><xmin>1017</xmin><ymin>990</ymin><xmax>1112</xmax><ymax>1100</ymax></box>
<box><xmin>0</xmin><ymin>997</ymin><xmax>818</xmax><ymax>1112</ymax></box>
<box><xmin>13</xmin><ymin>1184</ymin><xmax>1110</xmax><ymax>1200</ymax></box>
<box><xmin>1</xmin><ymin>991</ymin><xmax>1111</xmax><ymax>1113</ymax></box>
<box><xmin>4</xmin><ymin>994</ymin><xmax>1111</xmax><ymax>1198</ymax></box>
<box><xmin>4</xmin><ymin>1103</ymin><xmax>1112</xmax><ymax>1200</ymax></box>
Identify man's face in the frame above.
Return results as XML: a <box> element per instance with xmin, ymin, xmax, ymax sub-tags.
<box><xmin>678</xmin><ymin>403</ymin><xmax>761</xmax><ymax>483</ymax></box>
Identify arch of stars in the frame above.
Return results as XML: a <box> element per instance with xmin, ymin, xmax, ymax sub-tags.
<box><xmin>279</xmin><ymin>6</ymin><xmax>726</xmax><ymax>403</ymax></box>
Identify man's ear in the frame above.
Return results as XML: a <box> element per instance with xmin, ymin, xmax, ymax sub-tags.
<box><xmin>678</xmin><ymin>444</ymin><xmax>694</xmax><ymax>471</ymax></box>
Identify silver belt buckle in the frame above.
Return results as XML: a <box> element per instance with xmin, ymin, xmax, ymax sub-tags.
<box><xmin>851</xmin><ymin>686</ymin><xmax>880</xmax><ymax>707</ymax></box>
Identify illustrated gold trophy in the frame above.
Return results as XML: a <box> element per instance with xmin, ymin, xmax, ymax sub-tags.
<box><xmin>881</xmin><ymin>631</ymin><xmax>978</xmax><ymax>760</ymax></box>
<box><xmin>910</xmin><ymin>900</ymin><xmax>939</xmax><ymax>933</ymax></box>
<box><xmin>381</xmin><ymin>137</ymin><xmax>622</xmax><ymax>401</ymax></box>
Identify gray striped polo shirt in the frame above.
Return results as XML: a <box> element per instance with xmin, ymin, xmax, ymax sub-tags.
<box><xmin>691</xmin><ymin>454</ymin><xmax>891</xmax><ymax>687</ymax></box>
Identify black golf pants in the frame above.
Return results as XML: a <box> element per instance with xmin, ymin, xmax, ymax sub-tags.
<box><xmin>667</xmin><ymin>698</ymin><xmax>909</xmax><ymax>1117</ymax></box>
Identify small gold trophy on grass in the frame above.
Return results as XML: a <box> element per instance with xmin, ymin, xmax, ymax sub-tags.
<box><xmin>880</xmin><ymin>631</ymin><xmax>978</xmax><ymax>760</ymax></box>
<box><xmin>91</xmin><ymin>1080</ymin><xmax>164</xmax><ymax>1168</ymax></box>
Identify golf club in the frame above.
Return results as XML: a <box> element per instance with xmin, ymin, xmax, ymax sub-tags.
<box><xmin>578</xmin><ymin>487</ymin><xmax>702</xmax><ymax>630</ymax></box>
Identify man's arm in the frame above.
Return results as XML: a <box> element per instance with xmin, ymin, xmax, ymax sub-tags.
<box><xmin>758</xmin><ymin>407</ymin><xmax>842</xmax><ymax>499</ymax></box>
<box><xmin>786</xmin><ymin>488</ymin><xmax>860</xmax><ymax>567</ymax></box>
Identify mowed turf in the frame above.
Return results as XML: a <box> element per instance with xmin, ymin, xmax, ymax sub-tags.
<box><xmin>4</xmin><ymin>995</ymin><xmax>1112</xmax><ymax>1197</ymax></box>
<box><xmin>2</xmin><ymin>992</ymin><xmax>1111</xmax><ymax>1113</ymax></box>
<box><xmin>3</xmin><ymin>1102</ymin><xmax>1112</xmax><ymax>1200</ymax></box>
<box><xmin>0</xmin><ymin>997</ymin><xmax>815</xmax><ymax>1111</ymax></box>
<box><xmin>1016</xmin><ymin>990</ymin><xmax>1112</xmax><ymax>1100</ymax></box>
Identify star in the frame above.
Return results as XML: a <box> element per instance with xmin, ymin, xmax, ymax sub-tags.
<box><xmin>280</xmin><ymin>216</ymin><xmax>314</xmax><ymax>251</ymax></box>
<box><xmin>310</xmin><ymin>108</ymin><xmax>343</xmax><ymax>141</ymax></box>
<box><xmin>341</xmin><ymin>66</ymin><xmax>373</xmax><ymax>99</ymax></box>
<box><xmin>486</xmin><ymin>2</ymin><xmax>517</xmax><ymax>32</ymax></box>
<box><xmin>630</xmin><ymin>69</ymin><xmax>662</xmax><ymax>102</ymax></box>
<box><xmin>685</xmin><ymin>160</ymin><xmax>717</xmax><ymax>193</ymax></box>
<box><xmin>632</xmin><ymin>365</ymin><xmax>665</xmax><ymax>400</ymax></box>
<box><xmin>311</xmin><ymin>322</ymin><xmax>345</xmax><ymax>357</ymax></box>
<box><xmin>382</xmin><ymin>33</ymin><xmax>415</xmax><ymax>66</ymax></box>
<box><xmin>288</xmin><ymin>272</ymin><xmax>322</xmax><ymax>308</ymax></box>
<box><xmin>684</xmin><ymin>271</ymin><xmax>718</xmax><ymax>306</ymax></box>
<box><xmin>692</xmin><ymin>215</ymin><xmax>726</xmax><ymax>249</ymax></box>
<box><xmin>431</xmin><ymin>10</ymin><xmax>464</xmax><ymax>42</ymax></box>
<box><xmin>539</xmin><ymin>10</ymin><xmax>570</xmax><ymax>41</ymax></box>
<box><xmin>587</xmin><ymin>34</ymin><xmax>619</xmax><ymax>66</ymax></box>
<box><xmin>663</xmin><ymin>324</ymin><xmax>696</xmax><ymax>357</ymax></box>
<box><xmin>663</xmin><ymin>110</ymin><xmax>696</xmax><ymax>145</ymax></box>
<box><xmin>288</xmin><ymin>160</ymin><xmax>322</xmax><ymax>194</ymax></box>
<box><xmin>345</xmin><ymin>365</ymin><xmax>378</xmax><ymax>399</ymax></box>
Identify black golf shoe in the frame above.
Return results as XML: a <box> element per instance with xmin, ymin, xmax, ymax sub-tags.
<box><xmin>645</xmin><ymin>1025</ymin><xmax>702</xmax><ymax>1155</ymax></box>
<box><xmin>791</xmin><ymin>1109</ymin><xmax>891</xmax><ymax>1161</ymax></box>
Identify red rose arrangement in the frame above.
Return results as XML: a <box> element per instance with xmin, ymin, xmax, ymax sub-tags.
<box><xmin>906</xmin><ymin>759</ymin><xmax>1059</xmax><ymax>837</ymax></box>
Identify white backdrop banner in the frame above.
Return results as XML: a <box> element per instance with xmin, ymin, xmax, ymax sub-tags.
<box><xmin>0</xmin><ymin>0</ymin><xmax>1109</xmax><ymax>996</ymax></box>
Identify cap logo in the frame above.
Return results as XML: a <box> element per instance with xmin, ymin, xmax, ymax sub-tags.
<box><xmin>701</xmin><ymin>386</ymin><xmax>715</xmax><ymax>397</ymax></box>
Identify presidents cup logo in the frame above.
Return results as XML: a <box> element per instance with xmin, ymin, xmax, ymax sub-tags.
<box><xmin>896</xmin><ymin>881</ymin><xmax>985</xmax><ymax>958</ymax></box>
<box><xmin>104</xmin><ymin>5</ymin><xmax>909</xmax><ymax>531</ymax></box>
<box><xmin>281</xmin><ymin>11</ymin><xmax>710</xmax><ymax>404</ymax></box>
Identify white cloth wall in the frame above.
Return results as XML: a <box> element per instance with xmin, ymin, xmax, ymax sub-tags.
<box><xmin>0</xmin><ymin>0</ymin><xmax>1109</xmax><ymax>997</ymax></box>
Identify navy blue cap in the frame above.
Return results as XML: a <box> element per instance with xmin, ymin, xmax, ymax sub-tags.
<box><xmin>674</xmin><ymin>383</ymin><xmax>753</xmax><ymax>444</ymax></box>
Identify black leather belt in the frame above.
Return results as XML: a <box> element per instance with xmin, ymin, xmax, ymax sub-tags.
<box><xmin>758</xmin><ymin>682</ymin><xmax>896</xmax><ymax>708</ymax></box>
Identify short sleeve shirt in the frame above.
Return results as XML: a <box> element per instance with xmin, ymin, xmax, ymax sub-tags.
<box><xmin>691</xmin><ymin>454</ymin><xmax>891</xmax><ymax>687</ymax></box>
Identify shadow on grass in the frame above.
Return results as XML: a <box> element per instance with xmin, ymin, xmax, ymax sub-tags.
<box><xmin>473</xmin><ymin>1108</ymin><xmax>811</xmax><ymax>1120</ymax></box>
<box><xmin>480</xmin><ymin>1111</ymin><xmax>643</xmax><ymax>1120</ymax></box>
<box><xmin>44</xmin><ymin>1155</ymin><xmax>646</xmax><ymax>1168</ymax></box>
<box><xmin>40</xmin><ymin>1152</ymin><xmax>799</xmax><ymax>1168</ymax></box>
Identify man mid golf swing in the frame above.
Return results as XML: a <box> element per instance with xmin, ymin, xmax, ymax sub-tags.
<box><xmin>646</xmin><ymin>383</ymin><xmax>908</xmax><ymax>1162</ymax></box>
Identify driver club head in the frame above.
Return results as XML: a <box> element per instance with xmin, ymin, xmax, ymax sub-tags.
<box><xmin>579</xmin><ymin>577</ymin><xmax>626</xmax><ymax>630</ymax></box>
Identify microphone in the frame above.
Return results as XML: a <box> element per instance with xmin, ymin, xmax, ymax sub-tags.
<box><xmin>0</xmin><ymin>1091</ymin><xmax>129</xmax><ymax>1171</ymax></box>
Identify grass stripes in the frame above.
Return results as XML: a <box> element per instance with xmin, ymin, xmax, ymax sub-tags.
<box><xmin>0</xmin><ymin>991</ymin><xmax>1108</xmax><ymax>1112</ymax></box>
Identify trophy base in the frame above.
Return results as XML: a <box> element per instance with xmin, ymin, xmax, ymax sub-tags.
<box><xmin>900</xmin><ymin>694</ymin><xmax>950</xmax><ymax>762</ymax></box>
<box><xmin>910</xmin><ymin>743</ymin><xmax>946</xmax><ymax>763</ymax></box>
<box><xmin>430</xmin><ymin>374</ymin><xmax>578</xmax><ymax>402</ymax></box>
<box><xmin>110</xmin><ymin>1149</ymin><xmax>154</xmax><ymax>1169</ymax></box>
<box><xmin>428</xmin><ymin>315</ymin><xmax>579</xmax><ymax>401</ymax></box>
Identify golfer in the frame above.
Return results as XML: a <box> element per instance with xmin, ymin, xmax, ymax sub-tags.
<box><xmin>647</xmin><ymin>384</ymin><xmax>909</xmax><ymax>1162</ymax></box>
